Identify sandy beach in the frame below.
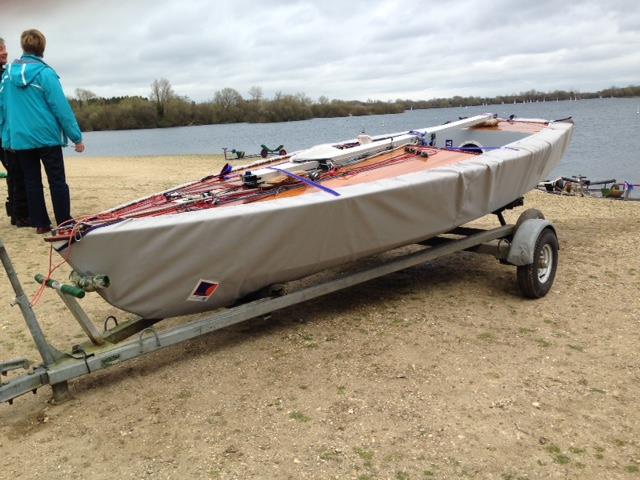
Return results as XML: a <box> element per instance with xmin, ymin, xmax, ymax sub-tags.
<box><xmin>1</xmin><ymin>155</ymin><xmax>639</xmax><ymax>479</ymax></box>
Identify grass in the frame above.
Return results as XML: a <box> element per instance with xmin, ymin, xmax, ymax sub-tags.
<box><xmin>546</xmin><ymin>444</ymin><xmax>561</xmax><ymax>454</ymax></box>
<box><xmin>501</xmin><ymin>474</ymin><xmax>530</xmax><ymax>480</ymax></box>
<box><xmin>383</xmin><ymin>452</ymin><xmax>404</xmax><ymax>463</ymax></box>
<box><xmin>354</xmin><ymin>447</ymin><xmax>374</xmax><ymax>468</ymax></box>
<box><xmin>545</xmin><ymin>444</ymin><xmax>570</xmax><ymax>464</ymax></box>
<box><xmin>536</xmin><ymin>338</ymin><xmax>552</xmax><ymax>348</ymax></box>
<box><xmin>319</xmin><ymin>450</ymin><xmax>341</xmax><ymax>462</ymax></box>
<box><xmin>298</xmin><ymin>332</ymin><xmax>319</xmax><ymax>349</ymax></box>
<box><xmin>594</xmin><ymin>445</ymin><xmax>605</xmax><ymax>460</ymax></box>
<box><xmin>567</xmin><ymin>344</ymin><xmax>585</xmax><ymax>352</ymax></box>
<box><xmin>518</xmin><ymin>327</ymin><xmax>536</xmax><ymax>335</ymax></box>
<box><xmin>176</xmin><ymin>389</ymin><xmax>192</xmax><ymax>400</ymax></box>
<box><xmin>289</xmin><ymin>411</ymin><xmax>311</xmax><ymax>422</ymax></box>
<box><xmin>477</xmin><ymin>332</ymin><xmax>495</xmax><ymax>342</ymax></box>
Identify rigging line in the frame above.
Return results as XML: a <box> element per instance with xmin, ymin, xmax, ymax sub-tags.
<box><xmin>266</xmin><ymin>167</ymin><xmax>341</xmax><ymax>197</ymax></box>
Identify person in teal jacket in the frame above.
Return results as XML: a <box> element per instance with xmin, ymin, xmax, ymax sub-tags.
<box><xmin>0</xmin><ymin>29</ymin><xmax>85</xmax><ymax>233</ymax></box>
<box><xmin>0</xmin><ymin>36</ymin><xmax>30</xmax><ymax>227</ymax></box>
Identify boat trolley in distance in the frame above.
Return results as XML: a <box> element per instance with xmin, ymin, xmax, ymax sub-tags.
<box><xmin>0</xmin><ymin>200</ymin><xmax>559</xmax><ymax>405</ymax></box>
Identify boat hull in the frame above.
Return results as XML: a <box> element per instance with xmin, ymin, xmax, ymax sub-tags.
<box><xmin>60</xmin><ymin>120</ymin><xmax>573</xmax><ymax>318</ymax></box>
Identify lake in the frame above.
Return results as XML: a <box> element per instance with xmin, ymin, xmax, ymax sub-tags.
<box><xmin>68</xmin><ymin>97</ymin><xmax>640</xmax><ymax>183</ymax></box>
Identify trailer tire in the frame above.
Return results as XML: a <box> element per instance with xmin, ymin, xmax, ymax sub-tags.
<box><xmin>517</xmin><ymin>227</ymin><xmax>558</xmax><ymax>298</ymax></box>
<box><xmin>260</xmin><ymin>148</ymin><xmax>269</xmax><ymax>158</ymax></box>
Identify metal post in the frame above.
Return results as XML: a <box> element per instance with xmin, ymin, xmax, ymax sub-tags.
<box><xmin>0</xmin><ymin>240</ymin><xmax>60</xmax><ymax>366</ymax></box>
<box><xmin>50</xmin><ymin>382</ymin><xmax>71</xmax><ymax>403</ymax></box>
<box><xmin>55</xmin><ymin>290</ymin><xmax>105</xmax><ymax>346</ymax></box>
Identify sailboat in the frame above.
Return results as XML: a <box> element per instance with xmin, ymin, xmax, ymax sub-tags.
<box><xmin>47</xmin><ymin>114</ymin><xmax>574</xmax><ymax>318</ymax></box>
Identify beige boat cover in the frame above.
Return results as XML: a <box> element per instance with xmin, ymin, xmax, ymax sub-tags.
<box><xmin>61</xmin><ymin>120</ymin><xmax>573</xmax><ymax>318</ymax></box>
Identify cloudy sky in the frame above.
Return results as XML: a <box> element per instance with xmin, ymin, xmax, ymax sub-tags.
<box><xmin>2</xmin><ymin>0</ymin><xmax>639</xmax><ymax>102</ymax></box>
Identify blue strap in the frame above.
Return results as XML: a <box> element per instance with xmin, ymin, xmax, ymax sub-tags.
<box><xmin>267</xmin><ymin>167</ymin><xmax>340</xmax><ymax>197</ymax></box>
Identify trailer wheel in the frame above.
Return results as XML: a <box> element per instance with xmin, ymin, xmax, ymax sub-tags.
<box><xmin>279</xmin><ymin>148</ymin><xmax>287</xmax><ymax>156</ymax></box>
<box><xmin>517</xmin><ymin>227</ymin><xmax>558</xmax><ymax>298</ymax></box>
<box><xmin>260</xmin><ymin>148</ymin><xmax>269</xmax><ymax>158</ymax></box>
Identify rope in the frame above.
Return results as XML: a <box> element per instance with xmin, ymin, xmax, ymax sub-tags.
<box><xmin>30</xmin><ymin>219</ymin><xmax>87</xmax><ymax>306</ymax></box>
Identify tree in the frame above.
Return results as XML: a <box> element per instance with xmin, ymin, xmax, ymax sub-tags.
<box><xmin>75</xmin><ymin>88</ymin><xmax>97</xmax><ymax>105</ymax></box>
<box><xmin>214</xmin><ymin>88</ymin><xmax>244</xmax><ymax>110</ymax></box>
<box><xmin>212</xmin><ymin>88</ymin><xmax>245</xmax><ymax>123</ymax></box>
<box><xmin>248</xmin><ymin>86</ymin><xmax>263</xmax><ymax>102</ymax></box>
<box><xmin>150</xmin><ymin>78</ymin><xmax>175</xmax><ymax>119</ymax></box>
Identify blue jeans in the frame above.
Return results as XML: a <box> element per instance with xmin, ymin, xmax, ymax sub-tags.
<box><xmin>16</xmin><ymin>146</ymin><xmax>71</xmax><ymax>228</ymax></box>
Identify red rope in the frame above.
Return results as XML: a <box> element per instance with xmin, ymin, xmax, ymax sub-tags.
<box><xmin>30</xmin><ymin>219</ymin><xmax>86</xmax><ymax>306</ymax></box>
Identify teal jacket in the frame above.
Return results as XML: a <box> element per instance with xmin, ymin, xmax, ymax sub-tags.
<box><xmin>0</xmin><ymin>54</ymin><xmax>82</xmax><ymax>150</ymax></box>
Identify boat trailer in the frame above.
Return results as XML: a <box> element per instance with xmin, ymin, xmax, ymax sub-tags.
<box><xmin>0</xmin><ymin>201</ymin><xmax>559</xmax><ymax>406</ymax></box>
<box><xmin>222</xmin><ymin>144</ymin><xmax>288</xmax><ymax>162</ymax></box>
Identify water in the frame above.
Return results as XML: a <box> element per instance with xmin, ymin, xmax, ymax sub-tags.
<box><xmin>68</xmin><ymin>97</ymin><xmax>640</xmax><ymax>183</ymax></box>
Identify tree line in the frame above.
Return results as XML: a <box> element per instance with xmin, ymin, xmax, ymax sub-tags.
<box><xmin>69</xmin><ymin>80</ymin><xmax>640</xmax><ymax>132</ymax></box>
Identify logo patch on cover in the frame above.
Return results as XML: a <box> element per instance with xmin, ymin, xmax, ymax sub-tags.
<box><xmin>187</xmin><ymin>279</ymin><xmax>220</xmax><ymax>302</ymax></box>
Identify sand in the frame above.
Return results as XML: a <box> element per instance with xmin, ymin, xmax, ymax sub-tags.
<box><xmin>1</xmin><ymin>155</ymin><xmax>639</xmax><ymax>479</ymax></box>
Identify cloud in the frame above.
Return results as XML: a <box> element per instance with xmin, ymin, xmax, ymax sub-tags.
<box><xmin>1</xmin><ymin>0</ymin><xmax>638</xmax><ymax>101</ymax></box>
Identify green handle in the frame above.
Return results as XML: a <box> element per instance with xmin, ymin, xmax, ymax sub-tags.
<box><xmin>35</xmin><ymin>274</ymin><xmax>86</xmax><ymax>299</ymax></box>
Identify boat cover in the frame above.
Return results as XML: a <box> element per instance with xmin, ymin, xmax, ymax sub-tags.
<box><xmin>61</xmin><ymin>120</ymin><xmax>573</xmax><ymax>318</ymax></box>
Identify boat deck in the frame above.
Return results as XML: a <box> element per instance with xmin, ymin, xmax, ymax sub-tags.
<box><xmin>261</xmin><ymin>147</ymin><xmax>474</xmax><ymax>201</ymax></box>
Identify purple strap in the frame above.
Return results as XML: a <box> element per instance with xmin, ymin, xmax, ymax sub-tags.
<box><xmin>267</xmin><ymin>167</ymin><xmax>340</xmax><ymax>197</ymax></box>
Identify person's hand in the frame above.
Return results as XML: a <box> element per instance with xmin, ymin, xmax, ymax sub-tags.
<box><xmin>75</xmin><ymin>142</ymin><xmax>85</xmax><ymax>153</ymax></box>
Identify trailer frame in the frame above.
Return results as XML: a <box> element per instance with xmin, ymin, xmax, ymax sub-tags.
<box><xmin>0</xmin><ymin>201</ymin><xmax>558</xmax><ymax>405</ymax></box>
